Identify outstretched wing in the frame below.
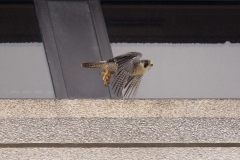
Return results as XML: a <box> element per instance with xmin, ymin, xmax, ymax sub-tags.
<box><xmin>124</xmin><ymin>75</ymin><xmax>143</xmax><ymax>99</ymax></box>
<box><xmin>111</xmin><ymin>52</ymin><xmax>142</xmax><ymax>97</ymax></box>
<box><xmin>108</xmin><ymin>52</ymin><xmax>142</xmax><ymax>70</ymax></box>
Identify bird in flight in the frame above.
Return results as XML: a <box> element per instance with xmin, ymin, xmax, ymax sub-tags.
<box><xmin>81</xmin><ymin>52</ymin><xmax>153</xmax><ymax>98</ymax></box>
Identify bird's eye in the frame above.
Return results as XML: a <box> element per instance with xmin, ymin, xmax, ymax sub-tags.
<box><xmin>144</xmin><ymin>61</ymin><xmax>148</xmax><ymax>68</ymax></box>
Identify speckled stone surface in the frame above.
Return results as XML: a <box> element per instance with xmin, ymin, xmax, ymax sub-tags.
<box><xmin>0</xmin><ymin>100</ymin><xmax>239</xmax><ymax>143</ymax></box>
<box><xmin>0</xmin><ymin>99</ymin><xmax>239</xmax><ymax>118</ymax></box>
<box><xmin>0</xmin><ymin>118</ymin><xmax>239</xmax><ymax>143</ymax></box>
<box><xmin>0</xmin><ymin>148</ymin><xmax>240</xmax><ymax>160</ymax></box>
<box><xmin>0</xmin><ymin>100</ymin><xmax>239</xmax><ymax>159</ymax></box>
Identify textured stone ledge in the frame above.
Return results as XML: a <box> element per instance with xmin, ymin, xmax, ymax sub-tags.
<box><xmin>1</xmin><ymin>148</ymin><xmax>240</xmax><ymax>160</ymax></box>
<box><xmin>0</xmin><ymin>118</ymin><xmax>239</xmax><ymax>143</ymax></box>
<box><xmin>0</xmin><ymin>99</ymin><xmax>239</xmax><ymax>118</ymax></box>
<box><xmin>0</xmin><ymin>100</ymin><xmax>239</xmax><ymax>143</ymax></box>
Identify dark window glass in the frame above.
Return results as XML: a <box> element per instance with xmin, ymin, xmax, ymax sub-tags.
<box><xmin>101</xmin><ymin>1</ymin><xmax>240</xmax><ymax>43</ymax></box>
<box><xmin>0</xmin><ymin>1</ymin><xmax>42</xmax><ymax>43</ymax></box>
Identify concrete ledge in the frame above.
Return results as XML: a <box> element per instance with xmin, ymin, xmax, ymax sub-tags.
<box><xmin>0</xmin><ymin>117</ymin><xmax>239</xmax><ymax>143</ymax></box>
<box><xmin>0</xmin><ymin>99</ymin><xmax>240</xmax><ymax>118</ymax></box>
<box><xmin>0</xmin><ymin>100</ymin><xmax>239</xmax><ymax>143</ymax></box>
<box><xmin>1</xmin><ymin>148</ymin><xmax>240</xmax><ymax>160</ymax></box>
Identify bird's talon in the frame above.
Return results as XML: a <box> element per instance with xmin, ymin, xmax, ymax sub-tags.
<box><xmin>101</xmin><ymin>70</ymin><xmax>112</xmax><ymax>86</ymax></box>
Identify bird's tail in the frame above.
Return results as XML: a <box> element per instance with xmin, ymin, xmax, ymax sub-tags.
<box><xmin>81</xmin><ymin>61</ymin><xmax>106</xmax><ymax>68</ymax></box>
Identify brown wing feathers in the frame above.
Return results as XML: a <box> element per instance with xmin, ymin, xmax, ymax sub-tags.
<box><xmin>111</xmin><ymin>52</ymin><xmax>142</xmax><ymax>98</ymax></box>
<box><xmin>124</xmin><ymin>75</ymin><xmax>143</xmax><ymax>99</ymax></box>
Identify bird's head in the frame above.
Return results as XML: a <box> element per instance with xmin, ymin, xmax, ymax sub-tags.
<box><xmin>141</xmin><ymin>60</ymin><xmax>153</xmax><ymax>70</ymax></box>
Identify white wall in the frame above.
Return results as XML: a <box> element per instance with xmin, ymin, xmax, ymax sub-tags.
<box><xmin>0</xmin><ymin>43</ymin><xmax>54</xmax><ymax>98</ymax></box>
<box><xmin>111</xmin><ymin>42</ymin><xmax>240</xmax><ymax>98</ymax></box>
<box><xmin>1</xmin><ymin>42</ymin><xmax>240</xmax><ymax>99</ymax></box>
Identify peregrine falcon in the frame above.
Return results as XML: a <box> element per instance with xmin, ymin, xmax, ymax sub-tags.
<box><xmin>81</xmin><ymin>52</ymin><xmax>153</xmax><ymax>98</ymax></box>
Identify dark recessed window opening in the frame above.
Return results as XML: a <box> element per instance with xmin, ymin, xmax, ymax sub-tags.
<box><xmin>0</xmin><ymin>1</ymin><xmax>42</xmax><ymax>43</ymax></box>
<box><xmin>101</xmin><ymin>1</ymin><xmax>240</xmax><ymax>43</ymax></box>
